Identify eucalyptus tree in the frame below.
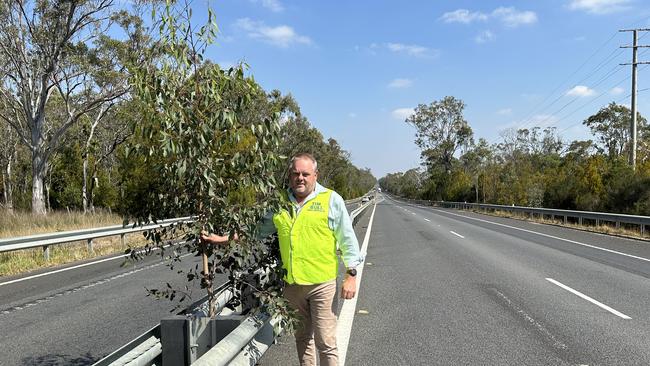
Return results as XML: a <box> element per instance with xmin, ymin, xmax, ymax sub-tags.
<box><xmin>129</xmin><ymin>1</ymin><xmax>295</xmax><ymax>326</ymax></box>
<box><xmin>583</xmin><ymin>102</ymin><xmax>648</xmax><ymax>160</ymax></box>
<box><xmin>406</xmin><ymin>96</ymin><xmax>474</xmax><ymax>173</ymax></box>
<box><xmin>0</xmin><ymin>0</ymin><xmax>143</xmax><ymax>214</ymax></box>
<box><xmin>0</xmin><ymin>121</ymin><xmax>18</xmax><ymax>212</ymax></box>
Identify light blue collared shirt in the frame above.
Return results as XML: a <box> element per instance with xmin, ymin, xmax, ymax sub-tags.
<box><xmin>258</xmin><ymin>183</ymin><xmax>364</xmax><ymax>269</ymax></box>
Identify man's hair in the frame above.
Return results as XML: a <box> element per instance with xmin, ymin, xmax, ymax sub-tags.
<box><xmin>290</xmin><ymin>153</ymin><xmax>318</xmax><ymax>172</ymax></box>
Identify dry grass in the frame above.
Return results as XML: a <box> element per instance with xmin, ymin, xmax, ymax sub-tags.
<box><xmin>0</xmin><ymin>210</ymin><xmax>148</xmax><ymax>277</ymax></box>
<box><xmin>464</xmin><ymin>208</ymin><xmax>649</xmax><ymax>241</ymax></box>
<box><xmin>0</xmin><ymin>210</ymin><xmax>123</xmax><ymax>238</ymax></box>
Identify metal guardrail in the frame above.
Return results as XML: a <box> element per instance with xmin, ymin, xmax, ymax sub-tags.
<box><xmin>393</xmin><ymin>195</ymin><xmax>650</xmax><ymax>235</ymax></box>
<box><xmin>93</xmin><ymin>196</ymin><xmax>376</xmax><ymax>366</ymax></box>
<box><xmin>0</xmin><ymin>217</ymin><xmax>191</xmax><ymax>260</ymax></box>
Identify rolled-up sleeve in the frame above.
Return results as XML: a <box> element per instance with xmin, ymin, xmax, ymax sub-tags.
<box><xmin>329</xmin><ymin>192</ymin><xmax>364</xmax><ymax>268</ymax></box>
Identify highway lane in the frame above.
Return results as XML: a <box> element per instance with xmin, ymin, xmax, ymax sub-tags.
<box><xmin>0</xmin><ymin>249</ymin><xmax>211</xmax><ymax>366</ymax></box>
<box><xmin>345</xmin><ymin>195</ymin><xmax>649</xmax><ymax>365</ymax></box>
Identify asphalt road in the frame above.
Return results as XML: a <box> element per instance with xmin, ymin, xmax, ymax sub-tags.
<box><xmin>343</xmin><ymin>195</ymin><xmax>650</xmax><ymax>365</ymax></box>
<box><xmin>0</xmin><ymin>203</ymin><xmax>362</xmax><ymax>366</ymax></box>
<box><xmin>5</xmin><ymin>195</ymin><xmax>648</xmax><ymax>365</ymax></box>
<box><xmin>0</xmin><ymin>243</ymin><xmax>218</xmax><ymax>365</ymax></box>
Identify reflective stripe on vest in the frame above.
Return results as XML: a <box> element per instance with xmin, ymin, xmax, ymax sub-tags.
<box><xmin>273</xmin><ymin>189</ymin><xmax>338</xmax><ymax>285</ymax></box>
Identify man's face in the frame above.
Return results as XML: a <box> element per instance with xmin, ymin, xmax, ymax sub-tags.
<box><xmin>289</xmin><ymin>158</ymin><xmax>318</xmax><ymax>200</ymax></box>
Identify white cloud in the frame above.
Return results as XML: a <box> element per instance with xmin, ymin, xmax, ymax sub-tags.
<box><xmin>388</xmin><ymin>78</ymin><xmax>414</xmax><ymax>88</ymax></box>
<box><xmin>497</xmin><ymin>108</ymin><xmax>513</xmax><ymax>115</ymax></box>
<box><xmin>475</xmin><ymin>30</ymin><xmax>496</xmax><ymax>43</ymax></box>
<box><xmin>568</xmin><ymin>0</ymin><xmax>632</xmax><ymax>14</ymax></box>
<box><xmin>440</xmin><ymin>7</ymin><xmax>537</xmax><ymax>27</ymax></box>
<box><xmin>249</xmin><ymin>0</ymin><xmax>284</xmax><ymax>12</ymax></box>
<box><xmin>610</xmin><ymin>86</ymin><xmax>625</xmax><ymax>95</ymax></box>
<box><xmin>386</xmin><ymin>43</ymin><xmax>438</xmax><ymax>58</ymax></box>
<box><xmin>235</xmin><ymin>18</ymin><xmax>311</xmax><ymax>48</ymax></box>
<box><xmin>392</xmin><ymin>108</ymin><xmax>415</xmax><ymax>120</ymax></box>
<box><xmin>492</xmin><ymin>7</ymin><xmax>538</xmax><ymax>27</ymax></box>
<box><xmin>440</xmin><ymin>9</ymin><xmax>488</xmax><ymax>24</ymax></box>
<box><xmin>566</xmin><ymin>85</ymin><xmax>596</xmax><ymax>97</ymax></box>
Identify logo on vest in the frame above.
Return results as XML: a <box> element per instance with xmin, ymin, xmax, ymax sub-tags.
<box><xmin>307</xmin><ymin>201</ymin><xmax>325</xmax><ymax>212</ymax></box>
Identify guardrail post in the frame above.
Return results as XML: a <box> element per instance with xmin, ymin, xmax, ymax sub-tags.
<box><xmin>43</xmin><ymin>245</ymin><xmax>50</xmax><ymax>261</ymax></box>
<box><xmin>641</xmin><ymin>224</ymin><xmax>645</xmax><ymax>236</ymax></box>
<box><xmin>87</xmin><ymin>238</ymin><xmax>94</xmax><ymax>253</ymax></box>
<box><xmin>616</xmin><ymin>221</ymin><xmax>620</xmax><ymax>229</ymax></box>
<box><xmin>120</xmin><ymin>233</ymin><xmax>126</xmax><ymax>247</ymax></box>
<box><xmin>564</xmin><ymin>215</ymin><xmax>567</xmax><ymax>224</ymax></box>
<box><xmin>579</xmin><ymin>217</ymin><xmax>583</xmax><ymax>225</ymax></box>
<box><xmin>596</xmin><ymin>219</ymin><xmax>600</xmax><ymax>226</ymax></box>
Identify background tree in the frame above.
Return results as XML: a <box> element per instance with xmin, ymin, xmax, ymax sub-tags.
<box><xmin>0</xmin><ymin>121</ymin><xmax>19</xmax><ymax>213</ymax></box>
<box><xmin>584</xmin><ymin>102</ymin><xmax>648</xmax><ymax>159</ymax></box>
<box><xmin>0</xmin><ymin>0</ymin><xmax>142</xmax><ymax>214</ymax></box>
<box><xmin>406</xmin><ymin>96</ymin><xmax>474</xmax><ymax>174</ymax></box>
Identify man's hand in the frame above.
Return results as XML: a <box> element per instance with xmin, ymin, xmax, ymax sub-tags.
<box><xmin>341</xmin><ymin>275</ymin><xmax>357</xmax><ymax>299</ymax></box>
<box><xmin>199</xmin><ymin>231</ymin><xmax>238</xmax><ymax>245</ymax></box>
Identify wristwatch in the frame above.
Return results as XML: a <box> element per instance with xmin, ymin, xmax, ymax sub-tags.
<box><xmin>346</xmin><ymin>268</ymin><xmax>357</xmax><ymax>277</ymax></box>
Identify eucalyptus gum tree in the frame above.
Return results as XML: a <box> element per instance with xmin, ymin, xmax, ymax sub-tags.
<box><xmin>129</xmin><ymin>1</ymin><xmax>295</xmax><ymax>325</ymax></box>
<box><xmin>0</xmin><ymin>0</ymin><xmax>139</xmax><ymax>214</ymax></box>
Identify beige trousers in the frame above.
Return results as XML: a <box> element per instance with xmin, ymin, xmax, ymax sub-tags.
<box><xmin>283</xmin><ymin>280</ymin><xmax>338</xmax><ymax>366</ymax></box>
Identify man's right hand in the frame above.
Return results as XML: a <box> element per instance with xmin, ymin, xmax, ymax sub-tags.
<box><xmin>199</xmin><ymin>231</ymin><xmax>237</xmax><ymax>245</ymax></box>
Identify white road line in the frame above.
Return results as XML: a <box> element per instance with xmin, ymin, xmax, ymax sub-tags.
<box><xmin>0</xmin><ymin>245</ymin><xmax>173</xmax><ymax>287</ymax></box>
<box><xmin>546</xmin><ymin>278</ymin><xmax>632</xmax><ymax>320</ymax></box>
<box><xmin>450</xmin><ymin>231</ymin><xmax>465</xmax><ymax>239</ymax></box>
<box><xmin>411</xmin><ymin>212</ymin><xmax>416</xmax><ymax>215</ymax></box>
<box><xmin>431</xmin><ymin>209</ymin><xmax>650</xmax><ymax>263</ymax></box>
<box><xmin>337</xmin><ymin>200</ymin><xmax>377</xmax><ymax>366</ymax></box>
<box><xmin>424</xmin><ymin>218</ymin><xmax>431</xmax><ymax>222</ymax></box>
<box><xmin>0</xmin><ymin>253</ymin><xmax>130</xmax><ymax>287</ymax></box>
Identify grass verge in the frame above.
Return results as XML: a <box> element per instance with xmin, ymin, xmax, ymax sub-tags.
<box><xmin>0</xmin><ymin>210</ymin><xmax>146</xmax><ymax>277</ymax></box>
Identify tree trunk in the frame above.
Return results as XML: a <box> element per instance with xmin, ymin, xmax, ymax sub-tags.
<box><xmin>2</xmin><ymin>158</ymin><xmax>13</xmax><ymax>214</ymax></box>
<box><xmin>31</xmin><ymin>149</ymin><xmax>48</xmax><ymax>215</ymax></box>
<box><xmin>89</xmin><ymin>169</ymin><xmax>97</xmax><ymax>213</ymax></box>
<box><xmin>82</xmin><ymin>152</ymin><xmax>89</xmax><ymax>214</ymax></box>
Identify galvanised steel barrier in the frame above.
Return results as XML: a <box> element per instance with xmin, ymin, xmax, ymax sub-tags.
<box><xmin>0</xmin><ymin>217</ymin><xmax>192</xmax><ymax>260</ymax></box>
<box><xmin>92</xmin><ymin>195</ymin><xmax>376</xmax><ymax>366</ymax></box>
<box><xmin>394</xmin><ymin>195</ymin><xmax>650</xmax><ymax>235</ymax></box>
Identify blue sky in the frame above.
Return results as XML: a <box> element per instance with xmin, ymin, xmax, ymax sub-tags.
<box><xmin>196</xmin><ymin>0</ymin><xmax>650</xmax><ymax>178</ymax></box>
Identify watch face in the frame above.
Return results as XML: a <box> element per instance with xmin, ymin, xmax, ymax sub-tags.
<box><xmin>347</xmin><ymin>268</ymin><xmax>357</xmax><ymax>276</ymax></box>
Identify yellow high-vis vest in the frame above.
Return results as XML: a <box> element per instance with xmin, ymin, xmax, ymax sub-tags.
<box><xmin>273</xmin><ymin>189</ymin><xmax>338</xmax><ymax>285</ymax></box>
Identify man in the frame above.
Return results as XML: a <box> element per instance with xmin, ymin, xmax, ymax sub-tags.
<box><xmin>201</xmin><ymin>153</ymin><xmax>363</xmax><ymax>366</ymax></box>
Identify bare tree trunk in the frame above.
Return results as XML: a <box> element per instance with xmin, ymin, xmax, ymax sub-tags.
<box><xmin>2</xmin><ymin>158</ymin><xmax>13</xmax><ymax>214</ymax></box>
<box><xmin>89</xmin><ymin>170</ymin><xmax>98</xmax><ymax>213</ymax></box>
<box><xmin>31</xmin><ymin>149</ymin><xmax>48</xmax><ymax>215</ymax></box>
<box><xmin>82</xmin><ymin>153</ymin><xmax>89</xmax><ymax>213</ymax></box>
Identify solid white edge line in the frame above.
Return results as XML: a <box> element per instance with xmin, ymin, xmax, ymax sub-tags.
<box><xmin>430</xmin><ymin>208</ymin><xmax>650</xmax><ymax>263</ymax></box>
<box><xmin>337</xmin><ymin>200</ymin><xmax>377</xmax><ymax>366</ymax></box>
<box><xmin>450</xmin><ymin>231</ymin><xmax>465</xmax><ymax>239</ymax></box>
<box><xmin>0</xmin><ymin>244</ymin><xmax>174</xmax><ymax>287</ymax></box>
<box><xmin>0</xmin><ymin>252</ymin><xmax>131</xmax><ymax>287</ymax></box>
<box><xmin>545</xmin><ymin>278</ymin><xmax>632</xmax><ymax>320</ymax></box>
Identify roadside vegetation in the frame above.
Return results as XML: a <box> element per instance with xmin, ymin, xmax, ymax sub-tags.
<box><xmin>381</xmin><ymin>96</ymin><xmax>650</xmax><ymax>218</ymax></box>
<box><xmin>0</xmin><ymin>210</ymin><xmax>141</xmax><ymax>277</ymax></box>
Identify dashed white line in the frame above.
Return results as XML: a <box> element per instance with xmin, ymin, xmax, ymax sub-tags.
<box><xmin>432</xmin><ymin>209</ymin><xmax>650</xmax><ymax>264</ymax></box>
<box><xmin>411</xmin><ymin>212</ymin><xmax>416</xmax><ymax>215</ymax></box>
<box><xmin>424</xmin><ymin>218</ymin><xmax>431</xmax><ymax>222</ymax></box>
<box><xmin>450</xmin><ymin>231</ymin><xmax>465</xmax><ymax>239</ymax></box>
<box><xmin>546</xmin><ymin>278</ymin><xmax>632</xmax><ymax>320</ymax></box>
